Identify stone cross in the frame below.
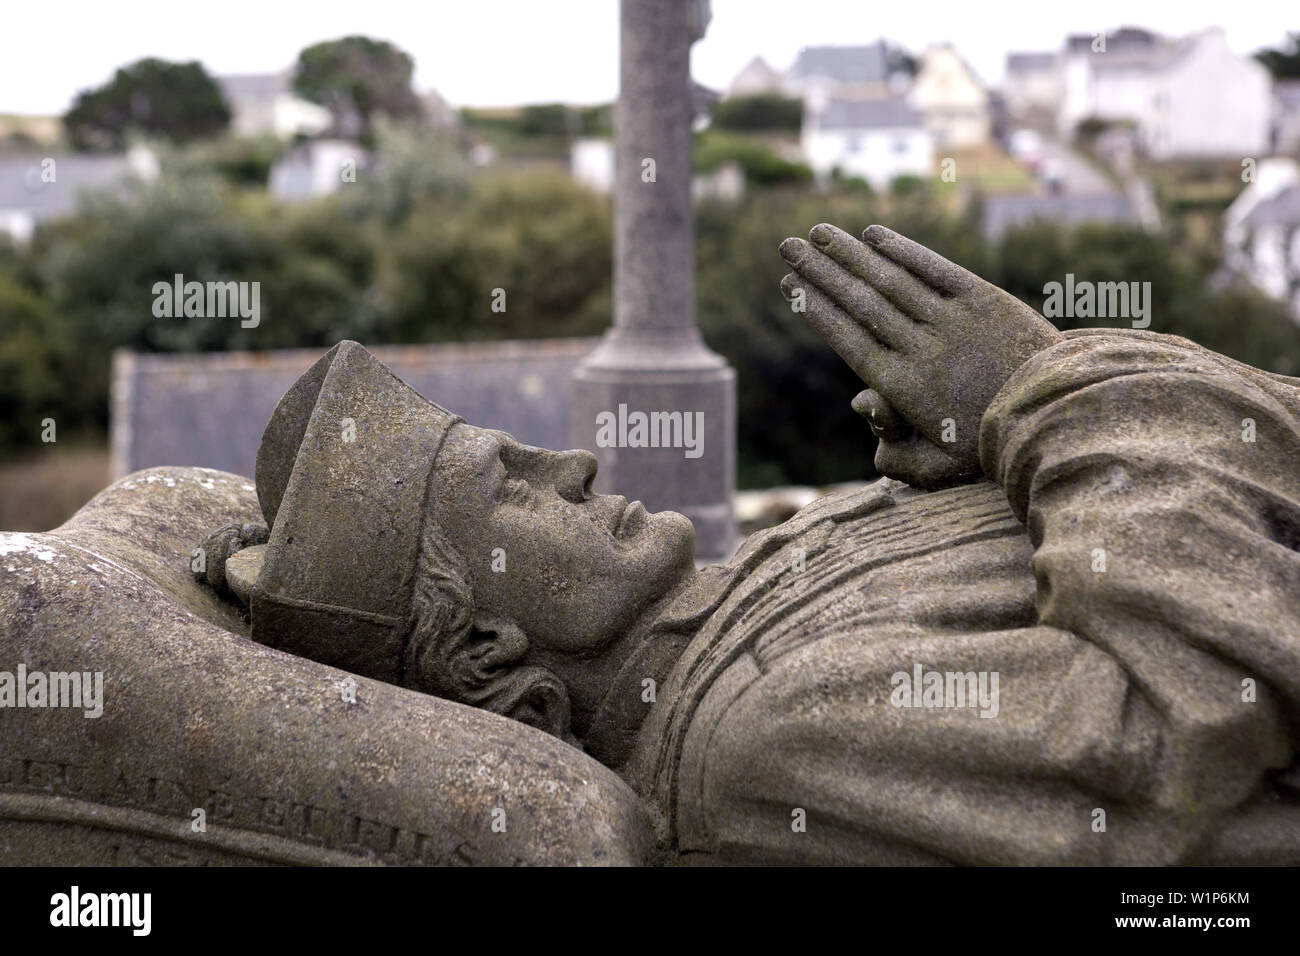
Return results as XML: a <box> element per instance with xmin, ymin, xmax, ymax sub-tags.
<box><xmin>572</xmin><ymin>0</ymin><xmax>737</xmax><ymax>563</ymax></box>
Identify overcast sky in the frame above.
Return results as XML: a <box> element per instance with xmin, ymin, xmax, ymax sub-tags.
<box><xmin>1</xmin><ymin>0</ymin><xmax>1293</xmax><ymax>115</ymax></box>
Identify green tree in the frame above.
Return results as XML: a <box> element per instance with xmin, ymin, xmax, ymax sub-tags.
<box><xmin>293</xmin><ymin>36</ymin><xmax>423</xmax><ymax>142</ymax></box>
<box><xmin>338</xmin><ymin>122</ymin><xmax>471</xmax><ymax>226</ymax></box>
<box><xmin>64</xmin><ymin>58</ymin><xmax>230</xmax><ymax>150</ymax></box>
<box><xmin>993</xmin><ymin>220</ymin><xmax>1300</xmax><ymax>376</ymax></box>
<box><xmin>381</xmin><ymin>168</ymin><xmax>613</xmax><ymax>343</ymax></box>
<box><xmin>710</xmin><ymin>94</ymin><xmax>803</xmax><ymax>133</ymax></box>
<box><xmin>518</xmin><ymin>104</ymin><xmax>573</xmax><ymax>137</ymax></box>
<box><xmin>694</xmin><ymin>131</ymin><xmax>812</xmax><ymax>186</ymax></box>
<box><xmin>0</xmin><ymin>274</ymin><xmax>73</xmax><ymax>451</ymax></box>
<box><xmin>13</xmin><ymin>164</ymin><xmax>384</xmax><ymax>449</ymax></box>
<box><xmin>1255</xmin><ymin>32</ymin><xmax>1300</xmax><ymax>79</ymax></box>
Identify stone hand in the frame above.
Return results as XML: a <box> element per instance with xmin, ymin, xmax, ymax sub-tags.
<box><xmin>779</xmin><ymin>224</ymin><xmax>1062</xmax><ymax>486</ymax></box>
<box><xmin>193</xmin><ymin>521</ymin><xmax>269</xmax><ymax>595</ymax></box>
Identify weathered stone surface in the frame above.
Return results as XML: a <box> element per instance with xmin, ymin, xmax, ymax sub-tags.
<box><xmin>8</xmin><ymin>223</ymin><xmax>1300</xmax><ymax>866</ymax></box>
<box><xmin>0</xmin><ymin>467</ymin><xmax>653</xmax><ymax>865</ymax></box>
<box><xmin>203</xmin><ymin>327</ymin><xmax>1300</xmax><ymax>866</ymax></box>
<box><xmin>228</xmin><ymin>341</ymin><xmax>697</xmax><ymax>761</ymax></box>
<box><xmin>571</xmin><ymin>0</ymin><xmax>736</xmax><ymax>561</ymax></box>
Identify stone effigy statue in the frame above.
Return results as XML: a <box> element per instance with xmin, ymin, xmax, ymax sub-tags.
<box><xmin>3</xmin><ymin>225</ymin><xmax>1298</xmax><ymax>865</ymax></box>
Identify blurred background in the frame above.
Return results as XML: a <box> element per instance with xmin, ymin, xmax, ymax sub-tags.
<box><xmin>2</xmin><ymin>1</ymin><xmax>1300</xmax><ymax>530</ymax></box>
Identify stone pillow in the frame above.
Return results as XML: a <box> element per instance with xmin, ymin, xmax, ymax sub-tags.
<box><xmin>0</xmin><ymin>467</ymin><xmax>651</xmax><ymax>866</ymax></box>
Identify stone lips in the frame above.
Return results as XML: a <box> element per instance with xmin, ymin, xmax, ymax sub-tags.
<box><xmin>0</xmin><ymin>467</ymin><xmax>653</xmax><ymax>865</ymax></box>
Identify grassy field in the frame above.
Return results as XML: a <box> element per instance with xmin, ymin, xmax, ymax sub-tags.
<box><xmin>947</xmin><ymin>144</ymin><xmax>1037</xmax><ymax>193</ymax></box>
<box><xmin>0</xmin><ymin>445</ymin><xmax>109</xmax><ymax>532</ymax></box>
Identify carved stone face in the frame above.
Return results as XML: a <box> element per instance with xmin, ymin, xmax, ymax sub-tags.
<box><xmin>430</xmin><ymin>423</ymin><xmax>696</xmax><ymax>654</ymax></box>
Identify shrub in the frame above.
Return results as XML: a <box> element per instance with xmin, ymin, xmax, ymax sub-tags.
<box><xmin>711</xmin><ymin>95</ymin><xmax>803</xmax><ymax>133</ymax></box>
<box><xmin>695</xmin><ymin>132</ymin><xmax>812</xmax><ymax>186</ymax></box>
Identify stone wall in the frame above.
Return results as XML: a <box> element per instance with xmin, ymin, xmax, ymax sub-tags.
<box><xmin>111</xmin><ymin>338</ymin><xmax>597</xmax><ymax>479</ymax></box>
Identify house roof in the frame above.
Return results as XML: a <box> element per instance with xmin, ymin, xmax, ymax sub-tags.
<box><xmin>736</xmin><ymin>55</ymin><xmax>781</xmax><ymax>81</ymax></box>
<box><xmin>792</xmin><ymin>42</ymin><xmax>894</xmax><ymax>85</ymax></box>
<box><xmin>1065</xmin><ymin>27</ymin><xmax>1161</xmax><ymax>55</ymax></box>
<box><xmin>1062</xmin><ymin>27</ymin><xmax>1207</xmax><ymax>75</ymax></box>
<box><xmin>815</xmin><ymin>97</ymin><xmax>924</xmax><ymax>130</ymax></box>
<box><xmin>1095</xmin><ymin>36</ymin><xmax>1196</xmax><ymax>74</ymax></box>
<box><xmin>216</xmin><ymin>72</ymin><xmax>291</xmax><ymax>104</ymax></box>
<box><xmin>1006</xmin><ymin>52</ymin><xmax>1056</xmax><ymax>73</ymax></box>
<box><xmin>983</xmin><ymin>193</ymin><xmax>1137</xmax><ymax>239</ymax></box>
<box><xmin>914</xmin><ymin>43</ymin><xmax>988</xmax><ymax>98</ymax></box>
<box><xmin>0</xmin><ymin>153</ymin><xmax>134</xmax><ymax>219</ymax></box>
<box><xmin>1243</xmin><ymin>185</ymin><xmax>1300</xmax><ymax>230</ymax></box>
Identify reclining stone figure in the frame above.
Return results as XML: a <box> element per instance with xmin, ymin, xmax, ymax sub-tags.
<box><xmin>191</xmin><ymin>223</ymin><xmax>1300</xmax><ymax>864</ymax></box>
<box><xmin>4</xmin><ymin>225</ymin><xmax>1298</xmax><ymax>865</ymax></box>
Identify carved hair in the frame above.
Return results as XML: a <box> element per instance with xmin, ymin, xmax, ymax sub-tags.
<box><xmin>402</xmin><ymin>515</ymin><xmax>574</xmax><ymax>744</ymax></box>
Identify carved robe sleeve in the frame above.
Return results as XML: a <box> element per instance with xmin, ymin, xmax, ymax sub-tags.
<box><xmin>978</xmin><ymin>329</ymin><xmax>1300</xmax><ymax>852</ymax></box>
<box><xmin>683</xmin><ymin>330</ymin><xmax>1300</xmax><ymax>865</ymax></box>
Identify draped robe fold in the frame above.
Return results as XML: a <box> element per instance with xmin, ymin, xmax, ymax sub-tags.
<box><xmin>628</xmin><ymin>329</ymin><xmax>1300</xmax><ymax>864</ymax></box>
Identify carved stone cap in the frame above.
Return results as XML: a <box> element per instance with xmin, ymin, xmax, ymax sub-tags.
<box><xmin>249</xmin><ymin>341</ymin><xmax>462</xmax><ymax>682</ymax></box>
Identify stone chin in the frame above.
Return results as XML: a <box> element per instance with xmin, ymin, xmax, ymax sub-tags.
<box><xmin>553</xmin><ymin>499</ymin><xmax>696</xmax><ymax>649</ymax></box>
<box><xmin>636</xmin><ymin>506</ymin><xmax>696</xmax><ymax>575</ymax></box>
<box><xmin>614</xmin><ymin>497</ymin><xmax>695</xmax><ymax>558</ymax></box>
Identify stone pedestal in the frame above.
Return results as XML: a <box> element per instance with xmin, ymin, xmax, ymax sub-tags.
<box><xmin>572</xmin><ymin>0</ymin><xmax>736</xmax><ymax>562</ymax></box>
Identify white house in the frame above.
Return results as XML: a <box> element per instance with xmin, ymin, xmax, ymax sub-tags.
<box><xmin>570</xmin><ymin>137</ymin><xmax>744</xmax><ymax>202</ymax></box>
<box><xmin>571</xmin><ymin>137</ymin><xmax>615</xmax><ymax>193</ymax></box>
<box><xmin>0</xmin><ymin>146</ymin><xmax>158</xmax><ymax>243</ymax></box>
<box><xmin>1056</xmin><ymin>27</ymin><xmax>1271</xmax><ymax>158</ymax></box>
<box><xmin>269</xmin><ymin>140</ymin><xmax>365</xmax><ymax>202</ymax></box>
<box><xmin>802</xmin><ymin>97</ymin><xmax>933</xmax><ymax>190</ymax></box>
<box><xmin>216</xmin><ymin>72</ymin><xmax>333</xmax><ymax>140</ymax></box>
<box><xmin>1003</xmin><ymin>52</ymin><xmax>1060</xmax><ymax>120</ymax></box>
<box><xmin>727</xmin><ymin>56</ymin><xmax>789</xmax><ymax>98</ymax></box>
<box><xmin>1223</xmin><ymin>157</ymin><xmax>1300</xmax><ymax>321</ymax></box>
<box><xmin>907</xmin><ymin>43</ymin><xmax>990</xmax><ymax>149</ymax></box>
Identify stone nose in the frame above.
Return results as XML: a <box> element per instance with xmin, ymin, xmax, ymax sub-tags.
<box><xmin>504</xmin><ymin>442</ymin><xmax>596</xmax><ymax>503</ymax></box>
<box><xmin>554</xmin><ymin>449</ymin><xmax>597</xmax><ymax>503</ymax></box>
